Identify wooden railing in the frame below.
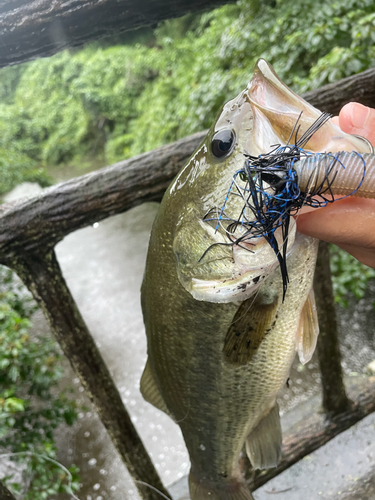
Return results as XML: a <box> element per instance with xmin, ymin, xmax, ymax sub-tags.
<box><xmin>1</xmin><ymin>2</ymin><xmax>375</xmax><ymax>499</ymax></box>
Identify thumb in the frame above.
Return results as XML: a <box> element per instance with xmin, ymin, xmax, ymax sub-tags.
<box><xmin>339</xmin><ymin>102</ymin><xmax>375</xmax><ymax>145</ymax></box>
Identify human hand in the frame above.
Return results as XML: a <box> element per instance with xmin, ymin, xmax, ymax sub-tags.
<box><xmin>296</xmin><ymin>102</ymin><xmax>375</xmax><ymax>268</ymax></box>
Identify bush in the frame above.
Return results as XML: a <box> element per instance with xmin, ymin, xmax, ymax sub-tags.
<box><xmin>0</xmin><ymin>266</ymin><xmax>80</xmax><ymax>499</ymax></box>
<box><xmin>330</xmin><ymin>245</ymin><xmax>375</xmax><ymax>307</ymax></box>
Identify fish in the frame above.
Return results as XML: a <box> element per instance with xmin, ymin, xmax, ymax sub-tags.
<box><xmin>140</xmin><ymin>59</ymin><xmax>371</xmax><ymax>500</ymax></box>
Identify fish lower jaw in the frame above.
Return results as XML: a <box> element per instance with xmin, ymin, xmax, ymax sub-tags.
<box><xmin>189</xmin><ymin>263</ymin><xmax>277</xmax><ymax>303</ymax></box>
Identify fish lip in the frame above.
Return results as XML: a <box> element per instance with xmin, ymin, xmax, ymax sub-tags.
<box><xmin>189</xmin><ymin>243</ymin><xmax>300</xmax><ymax>304</ymax></box>
<box><xmin>188</xmin><ymin>222</ymin><xmax>298</xmax><ymax>303</ymax></box>
<box><xmin>189</xmin><ymin>264</ymin><xmax>277</xmax><ymax>303</ymax></box>
<box><xmin>246</xmin><ymin>59</ymin><xmax>373</xmax><ymax>155</ymax></box>
<box><xmin>248</xmin><ymin>58</ymin><xmax>301</xmax><ymax>110</ymax></box>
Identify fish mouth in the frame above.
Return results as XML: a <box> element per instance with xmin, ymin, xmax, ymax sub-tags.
<box><xmin>249</xmin><ymin>59</ymin><xmax>307</xmax><ymax>114</ymax></box>
<box><xmin>189</xmin><ymin>222</ymin><xmax>296</xmax><ymax>303</ymax></box>
<box><xmin>183</xmin><ymin>60</ymin><xmax>372</xmax><ymax>304</ymax></box>
<box><xmin>245</xmin><ymin>59</ymin><xmax>322</xmax><ymax>152</ymax></box>
<box><xmin>247</xmin><ymin>59</ymin><xmax>373</xmax><ymax>154</ymax></box>
<box><xmin>189</xmin><ymin>266</ymin><xmax>275</xmax><ymax>303</ymax></box>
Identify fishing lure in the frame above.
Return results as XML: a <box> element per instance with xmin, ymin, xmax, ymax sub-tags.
<box><xmin>202</xmin><ymin>113</ymin><xmax>370</xmax><ymax>298</ymax></box>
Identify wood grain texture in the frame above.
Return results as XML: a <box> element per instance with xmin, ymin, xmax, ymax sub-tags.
<box><xmin>303</xmin><ymin>67</ymin><xmax>375</xmax><ymax>116</ymax></box>
<box><xmin>0</xmin><ymin>0</ymin><xmax>236</xmax><ymax>68</ymax></box>
<box><xmin>0</xmin><ymin>131</ymin><xmax>204</xmax><ymax>262</ymax></box>
<box><xmin>1</xmin><ymin>66</ymin><xmax>374</xmax><ymax>500</ymax></box>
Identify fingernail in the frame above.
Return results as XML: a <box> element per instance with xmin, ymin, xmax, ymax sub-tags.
<box><xmin>350</xmin><ymin>103</ymin><xmax>370</xmax><ymax>129</ymax></box>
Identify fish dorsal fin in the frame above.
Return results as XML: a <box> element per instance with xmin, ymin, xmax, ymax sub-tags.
<box><xmin>140</xmin><ymin>359</ymin><xmax>172</xmax><ymax>418</ymax></box>
<box><xmin>245</xmin><ymin>403</ymin><xmax>282</xmax><ymax>469</ymax></box>
<box><xmin>296</xmin><ymin>288</ymin><xmax>320</xmax><ymax>364</ymax></box>
<box><xmin>223</xmin><ymin>295</ymin><xmax>278</xmax><ymax>366</ymax></box>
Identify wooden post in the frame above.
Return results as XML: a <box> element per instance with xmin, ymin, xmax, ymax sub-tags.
<box><xmin>0</xmin><ymin>481</ymin><xmax>17</xmax><ymax>500</ymax></box>
<box><xmin>0</xmin><ymin>0</ymin><xmax>236</xmax><ymax>68</ymax></box>
<box><xmin>10</xmin><ymin>249</ymin><xmax>170</xmax><ymax>500</ymax></box>
<box><xmin>0</xmin><ymin>68</ymin><xmax>373</xmax><ymax>498</ymax></box>
<box><xmin>313</xmin><ymin>241</ymin><xmax>352</xmax><ymax>415</ymax></box>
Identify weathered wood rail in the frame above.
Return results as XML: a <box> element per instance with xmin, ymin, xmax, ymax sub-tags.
<box><xmin>0</xmin><ymin>0</ymin><xmax>237</xmax><ymax>68</ymax></box>
<box><xmin>0</xmin><ymin>68</ymin><xmax>374</xmax><ymax>499</ymax></box>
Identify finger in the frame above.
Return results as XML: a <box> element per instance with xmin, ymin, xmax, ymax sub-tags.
<box><xmin>331</xmin><ymin>116</ymin><xmax>340</xmax><ymax>126</ymax></box>
<box><xmin>338</xmin><ymin>102</ymin><xmax>375</xmax><ymax>145</ymax></box>
<box><xmin>334</xmin><ymin>241</ymin><xmax>375</xmax><ymax>269</ymax></box>
<box><xmin>296</xmin><ymin>197</ymin><xmax>375</xmax><ymax>253</ymax></box>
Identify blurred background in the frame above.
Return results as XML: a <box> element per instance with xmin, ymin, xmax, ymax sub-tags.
<box><xmin>1</xmin><ymin>0</ymin><xmax>375</xmax><ymax>498</ymax></box>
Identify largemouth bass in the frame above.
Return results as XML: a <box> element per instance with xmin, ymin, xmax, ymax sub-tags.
<box><xmin>140</xmin><ymin>59</ymin><xmax>370</xmax><ymax>500</ymax></box>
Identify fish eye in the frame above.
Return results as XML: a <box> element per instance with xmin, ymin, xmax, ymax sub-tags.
<box><xmin>211</xmin><ymin>129</ymin><xmax>236</xmax><ymax>159</ymax></box>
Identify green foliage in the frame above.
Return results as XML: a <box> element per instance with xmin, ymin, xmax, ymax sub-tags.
<box><xmin>330</xmin><ymin>245</ymin><xmax>375</xmax><ymax>307</ymax></box>
<box><xmin>0</xmin><ymin>4</ymin><xmax>371</xmax><ymax>493</ymax></box>
<box><xmin>0</xmin><ymin>65</ymin><xmax>26</xmax><ymax>104</ymax></box>
<box><xmin>0</xmin><ymin>0</ymin><xmax>373</xmax><ymax>301</ymax></box>
<box><xmin>0</xmin><ymin>147</ymin><xmax>50</xmax><ymax>195</ymax></box>
<box><xmin>0</xmin><ymin>45</ymin><xmax>160</xmax><ymax>163</ymax></box>
<box><xmin>126</xmin><ymin>0</ymin><xmax>375</xmax><ymax>154</ymax></box>
<box><xmin>0</xmin><ymin>266</ymin><xmax>80</xmax><ymax>499</ymax></box>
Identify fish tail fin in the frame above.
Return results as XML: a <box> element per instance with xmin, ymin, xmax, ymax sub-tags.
<box><xmin>189</xmin><ymin>472</ymin><xmax>254</xmax><ymax>500</ymax></box>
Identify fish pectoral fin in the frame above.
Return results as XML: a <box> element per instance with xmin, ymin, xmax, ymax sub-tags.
<box><xmin>245</xmin><ymin>403</ymin><xmax>282</xmax><ymax>469</ymax></box>
<box><xmin>296</xmin><ymin>288</ymin><xmax>320</xmax><ymax>364</ymax></box>
<box><xmin>223</xmin><ymin>295</ymin><xmax>278</xmax><ymax>366</ymax></box>
<box><xmin>140</xmin><ymin>359</ymin><xmax>172</xmax><ymax>419</ymax></box>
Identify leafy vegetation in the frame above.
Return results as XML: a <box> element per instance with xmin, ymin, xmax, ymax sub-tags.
<box><xmin>0</xmin><ymin>0</ymin><xmax>373</xmax><ymax>301</ymax></box>
<box><xmin>0</xmin><ymin>266</ymin><xmax>80</xmax><ymax>499</ymax></box>
<box><xmin>330</xmin><ymin>246</ymin><xmax>375</xmax><ymax>307</ymax></box>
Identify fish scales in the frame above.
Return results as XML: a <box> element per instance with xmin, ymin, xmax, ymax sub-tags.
<box><xmin>142</xmin><ymin>228</ymin><xmax>316</xmax><ymax>492</ymax></box>
<box><xmin>141</xmin><ymin>60</ymin><xmax>371</xmax><ymax>500</ymax></box>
